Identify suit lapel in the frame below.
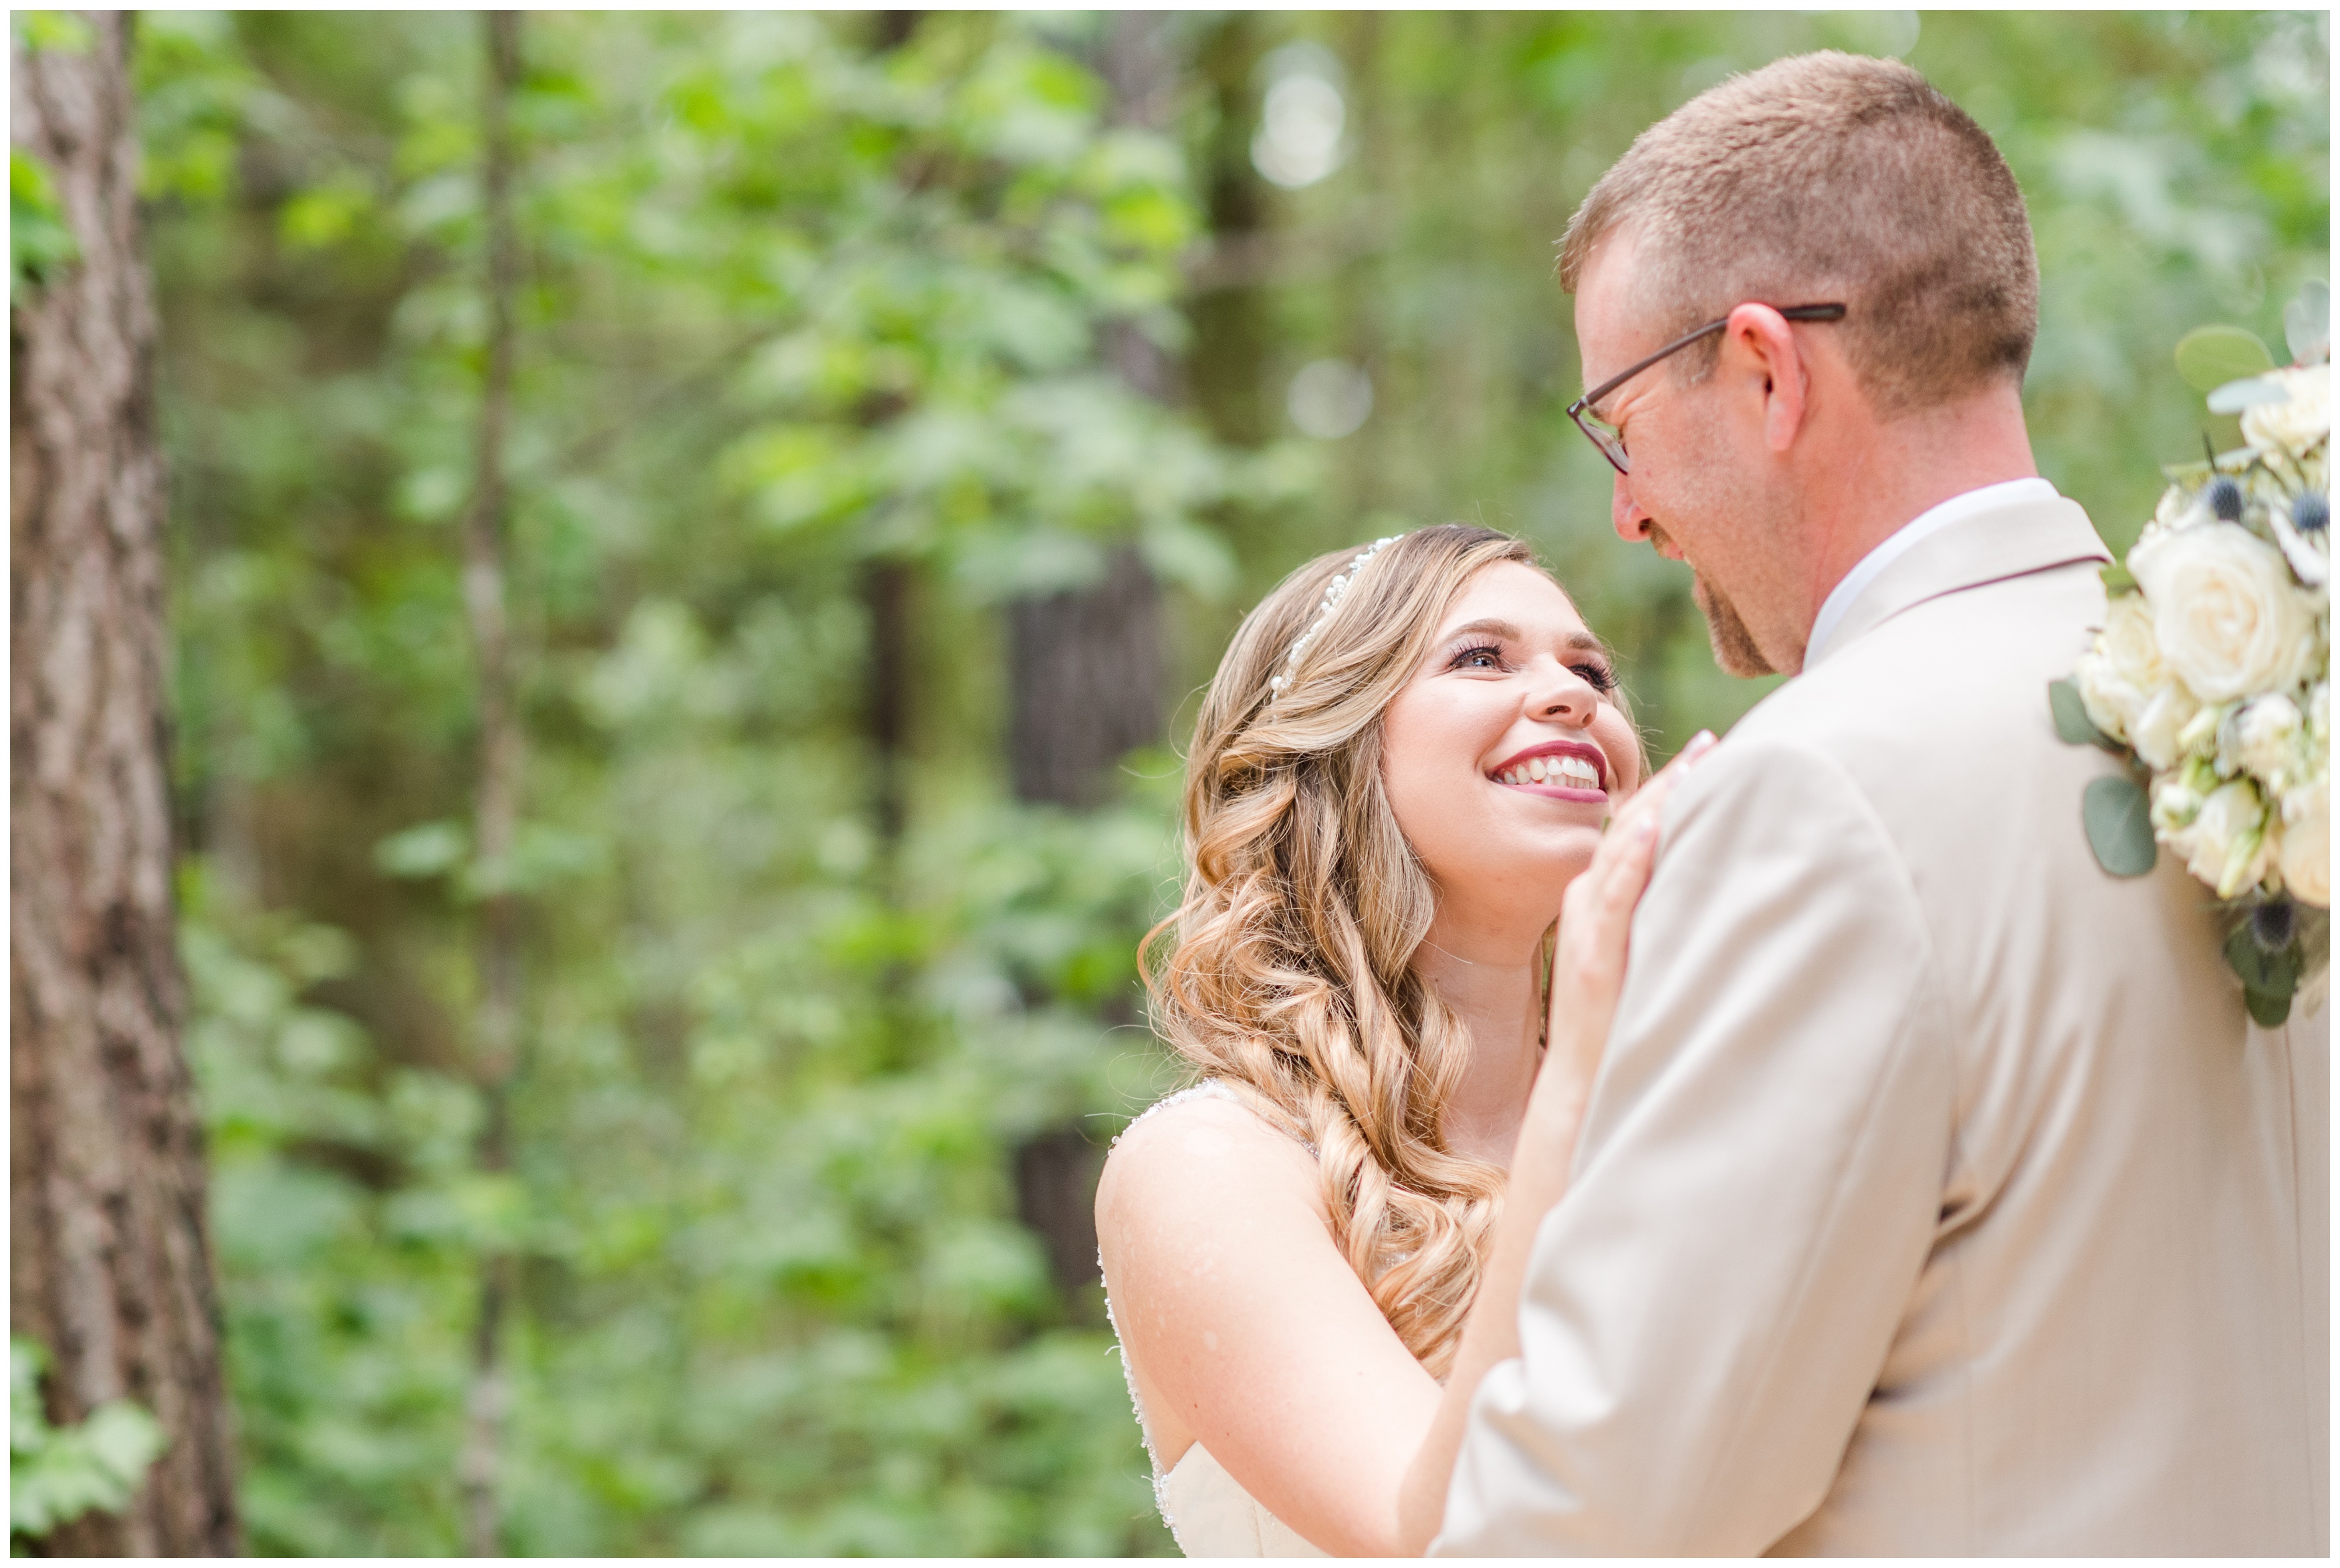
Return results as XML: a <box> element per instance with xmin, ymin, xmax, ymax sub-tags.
<box><xmin>1806</xmin><ymin>498</ymin><xmax>2111</xmax><ymax>671</ymax></box>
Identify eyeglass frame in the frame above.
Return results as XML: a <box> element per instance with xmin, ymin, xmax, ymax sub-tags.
<box><xmin>1566</xmin><ymin>302</ymin><xmax>1848</xmax><ymax>475</ymax></box>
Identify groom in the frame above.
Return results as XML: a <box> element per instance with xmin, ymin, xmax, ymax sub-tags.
<box><xmin>1435</xmin><ymin>52</ymin><xmax>2327</xmax><ymax>1555</ymax></box>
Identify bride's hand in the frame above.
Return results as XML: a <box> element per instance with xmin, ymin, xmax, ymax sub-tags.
<box><xmin>1540</xmin><ymin>729</ymin><xmax>1718</xmax><ymax>1107</ymax></box>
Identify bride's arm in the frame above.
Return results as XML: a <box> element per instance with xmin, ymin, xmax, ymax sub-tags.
<box><xmin>1395</xmin><ymin>731</ymin><xmax>1714</xmax><ymax>1554</ymax></box>
<box><xmin>1098</xmin><ymin>1092</ymin><xmax>1446</xmax><ymax>1555</ymax></box>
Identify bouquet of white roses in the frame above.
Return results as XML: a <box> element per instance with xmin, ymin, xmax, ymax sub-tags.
<box><xmin>2053</xmin><ymin>281</ymin><xmax>2330</xmax><ymax>1026</ymax></box>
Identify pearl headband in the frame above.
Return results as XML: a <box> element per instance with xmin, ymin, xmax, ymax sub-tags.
<box><xmin>1267</xmin><ymin>534</ymin><xmax>1403</xmax><ymax>697</ymax></box>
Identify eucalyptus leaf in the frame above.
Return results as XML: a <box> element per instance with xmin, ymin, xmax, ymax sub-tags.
<box><xmin>2048</xmin><ymin>678</ymin><xmax>2120</xmax><ymax>751</ymax></box>
<box><xmin>2174</xmin><ymin>325</ymin><xmax>2275</xmax><ymax>392</ymax></box>
<box><xmin>2285</xmin><ymin>279</ymin><xmax>2329</xmax><ymax>366</ymax></box>
<box><xmin>2224</xmin><ymin>922</ymin><xmax>2303</xmax><ymax>998</ymax></box>
<box><xmin>2244</xmin><ymin>987</ymin><xmax>2295</xmax><ymax>1028</ymax></box>
<box><xmin>2081</xmin><ymin>774</ymin><xmax>2156</xmax><ymax>877</ymax></box>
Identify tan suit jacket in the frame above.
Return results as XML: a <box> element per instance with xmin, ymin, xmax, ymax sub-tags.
<box><xmin>1437</xmin><ymin>493</ymin><xmax>2329</xmax><ymax>1555</ymax></box>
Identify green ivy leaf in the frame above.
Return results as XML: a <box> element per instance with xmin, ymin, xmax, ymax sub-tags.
<box><xmin>2175</xmin><ymin>325</ymin><xmax>2275</xmax><ymax>392</ymax></box>
<box><xmin>2049</xmin><ymin>679</ymin><xmax>2121</xmax><ymax>751</ymax></box>
<box><xmin>2081</xmin><ymin>774</ymin><xmax>2156</xmax><ymax>877</ymax></box>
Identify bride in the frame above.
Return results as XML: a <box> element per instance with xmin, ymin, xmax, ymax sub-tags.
<box><xmin>1098</xmin><ymin>523</ymin><xmax>1713</xmax><ymax>1556</ymax></box>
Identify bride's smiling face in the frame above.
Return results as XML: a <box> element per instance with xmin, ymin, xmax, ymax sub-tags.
<box><xmin>1380</xmin><ymin>561</ymin><xmax>1643</xmax><ymax>937</ymax></box>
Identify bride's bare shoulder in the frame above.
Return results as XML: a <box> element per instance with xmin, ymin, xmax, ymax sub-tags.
<box><xmin>1096</xmin><ymin>1084</ymin><xmax>1326</xmax><ymax>1243</ymax></box>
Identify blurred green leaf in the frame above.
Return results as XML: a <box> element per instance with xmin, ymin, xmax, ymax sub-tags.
<box><xmin>2176</xmin><ymin>325</ymin><xmax>2276</xmax><ymax>390</ymax></box>
<box><xmin>2083</xmin><ymin>774</ymin><xmax>2157</xmax><ymax>877</ymax></box>
<box><xmin>373</xmin><ymin>820</ymin><xmax>469</xmax><ymax>880</ymax></box>
<box><xmin>11</xmin><ymin>1337</ymin><xmax>166</xmax><ymax>1545</ymax></box>
<box><xmin>10</xmin><ymin>148</ymin><xmax>79</xmax><ymax>303</ymax></box>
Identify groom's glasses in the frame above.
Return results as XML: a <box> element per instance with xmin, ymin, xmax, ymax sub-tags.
<box><xmin>1567</xmin><ymin>303</ymin><xmax>1848</xmax><ymax>475</ymax></box>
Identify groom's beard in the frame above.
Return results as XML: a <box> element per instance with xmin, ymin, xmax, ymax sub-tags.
<box><xmin>1691</xmin><ymin>573</ymin><xmax>1775</xmax><ymax>677</ymax></box>
<box><xmin>1648</xmin><ymin>522</ymin><xmax>1776</xmax><ymax>678</ymax></box>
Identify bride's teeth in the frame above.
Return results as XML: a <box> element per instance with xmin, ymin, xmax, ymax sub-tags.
<box><xmin>1528</xmin><ymin>758</ymin><xmax>1548</xmax><ymax>782</ymax></box>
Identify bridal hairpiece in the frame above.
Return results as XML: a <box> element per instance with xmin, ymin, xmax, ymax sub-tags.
<box><xmin>1268</xmin><ymin>534</ymin><xmax>1403</xmax><ymax>697</ymax></box>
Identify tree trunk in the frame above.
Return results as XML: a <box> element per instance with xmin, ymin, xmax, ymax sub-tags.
<box><xmin>1004</xmin><ymin>11</ymin><xmax>1179</xmax><ymax>1316</ymax></box>
<box><xmin>1004</xmin><ymin>11</ymin><xmax>1173</xmax><ymax>817</ymax></box>
<box><xmin>9</xmin><ymin>12</ymin><xmax>242</xmax><ymax>1555</ymax></box>
<box><xmin>1188</xmin><ymin>14</ymin><xmax>1274</xmax><ymax>448</ymax></box>
<box><xmin>456</xmin><ymin>12</ymin><xmax>525</xmax><ymax>1557</ymax></box>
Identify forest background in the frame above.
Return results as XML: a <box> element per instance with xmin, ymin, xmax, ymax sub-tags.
<box><xmin>9</xmin><ymin>8</ymin><xmax>2329</xmax><ymax>1557</ymax></box>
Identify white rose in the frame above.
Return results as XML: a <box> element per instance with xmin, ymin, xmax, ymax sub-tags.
<box><xmin>2152</xmin><ymin>483</ymin><xmax>2197</xmax><ymax>531</ymax></box>
<box><xmin>2230</xmin><ymin>693</ymin><xmax>2305</xmax><ymax>787</ymax></box>
<box><xmin>2151</xmin><ymin>769</ymin><xmax>2204</xmax><ymax>836</ymax></box>
<box><xmin>2128</xmin><ymin>522</ymin><xmax>2319</xmax><ymax>702</ymax></box>
<box><xmin>2280</xmin><ymin>775</ymin><xmax>2329</xmax><ymax>908</ymax></box>
<box><xmin>2241</xmin><ymin>365</ymin><xmax>2331</xmax><ymax>461</ymax></box>
<box><xmin>2073</xmin><ymin>596</ymin><xmax>2167</xmax><ymax>741</ymax></box>
<box><xmin>2175</xmin><ymin>779</ymin><xmax>2278</xmax><ymax>899</ymax></box>
<box><xmin>2128</xmin><ymin>678</ymin><xmax>2204</xmax><ymax>771</ymax></box>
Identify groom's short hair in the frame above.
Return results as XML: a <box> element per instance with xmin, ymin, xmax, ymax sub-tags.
<box><xmin>1558</xmin><ymin>51</ymin><xmax>2037</xmax><ymax>416</ymax></box>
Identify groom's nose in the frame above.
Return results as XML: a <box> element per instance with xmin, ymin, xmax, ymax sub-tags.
<box><xmin>1612</xmin><ymin>473</ymin><xmax>1655</xmax><ymax>543</ymax></box>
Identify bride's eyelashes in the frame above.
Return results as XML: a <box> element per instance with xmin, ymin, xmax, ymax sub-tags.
<box><xmin>1443</xmin><ymin>640</ymin><xmax>1619</xmax><ymax>694</ymax></box>
<box><xmin>1448</xmin><ymin>641</ymin><xmax>1508</xmax><ymax>672</ymax></box>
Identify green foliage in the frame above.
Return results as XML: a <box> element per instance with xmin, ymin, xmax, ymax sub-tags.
<box><xmin>10</xmin><ymin>1338</ymin><xmax>167</xmax><ymax>1548</ymax></box>
<box><xmin>13</xmin><ymin>11</ymin><xmax>92</xmax><ymax>56</ymax></box>
<box><xmin>137</xmin><ymin>9</ymin><xmax>2324</xmax><ymax>1557</ymax></box>
<box><xmin>10</xmin><ymin>148</ymin><xmax>78</xmax><ymax>303</ymax></box>
<box><xmin>2082</xmin><ymin>774</ymin><xmax>2159</xmax><ymax>878</ymax></box>
<box><xmin>2224</xmin><ymin>916</ymin><xmax>2304</xmax><ymax>1026</ymax></box>
<box><xmin>2176</xmin><ymin>324</ymin><xmax>2276</xmax><ymax>391</ymax></box>
<box><xmin>2048</xmin><ymin>678</ymin><xmax>2120</xmax><ymax>752</ymax></box>
<box><xmin>146</xmin><ymin>11</ymin><xmax>1197</xmax><ymax>1553</ymax></box>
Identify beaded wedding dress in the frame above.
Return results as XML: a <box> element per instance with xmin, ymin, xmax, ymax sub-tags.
<box><xmin>1107</xmin><ymin>1083</ymin><xmax>1330</xmax><ymax>1558</ymax></box>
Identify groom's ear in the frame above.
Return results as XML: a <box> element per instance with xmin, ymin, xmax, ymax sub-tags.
<box><xmin>1722</xmin><ymin>302</ymin><xmax>1810</xmax><ymax>456</ymax></box>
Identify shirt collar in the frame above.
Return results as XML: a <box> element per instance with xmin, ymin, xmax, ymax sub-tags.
<box><xmin>1802</xmin><ymin>477</ymin><xmax>2061</xmax><ymax>667</ymax></box>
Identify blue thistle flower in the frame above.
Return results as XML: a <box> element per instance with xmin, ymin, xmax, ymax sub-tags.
<box><xmin>2294</xmin><ymin>492</ymin><xmax>2329</xmax><ymax>535</ymax></box>
<box><xmin>2207</xmin><ymin>475</ymin><xmax>2246</xmax><ymax>521</ymax></box>
<box><xmin>2250</xmin><ymin>898</ymin><xmax>2297</xmax><ymax>954</ymax></box>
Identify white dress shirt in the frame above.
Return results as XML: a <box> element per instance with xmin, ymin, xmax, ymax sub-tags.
<box><xmin>1802</xmin><ymin>476</ymin><xmax>2059</xmax><ymax>666</ymax></box>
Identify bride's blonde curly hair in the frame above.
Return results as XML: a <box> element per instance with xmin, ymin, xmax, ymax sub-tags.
<box><xmin>1142</xmin><ymin>523</ymin><xmax>1591</xmax><ymax>1378</ymax></box>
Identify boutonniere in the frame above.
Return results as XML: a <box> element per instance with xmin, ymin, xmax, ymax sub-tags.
<box><xmin>2050</xmin><ymin>282</ymin><xmax>2330</xmax><ymax>1025</ymax></box>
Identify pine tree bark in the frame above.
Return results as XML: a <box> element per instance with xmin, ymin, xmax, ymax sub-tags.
<box><xmin>9</xmin><ymin>11</ymin><xmax>242</xmax><ymax>1555</ymax></box>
